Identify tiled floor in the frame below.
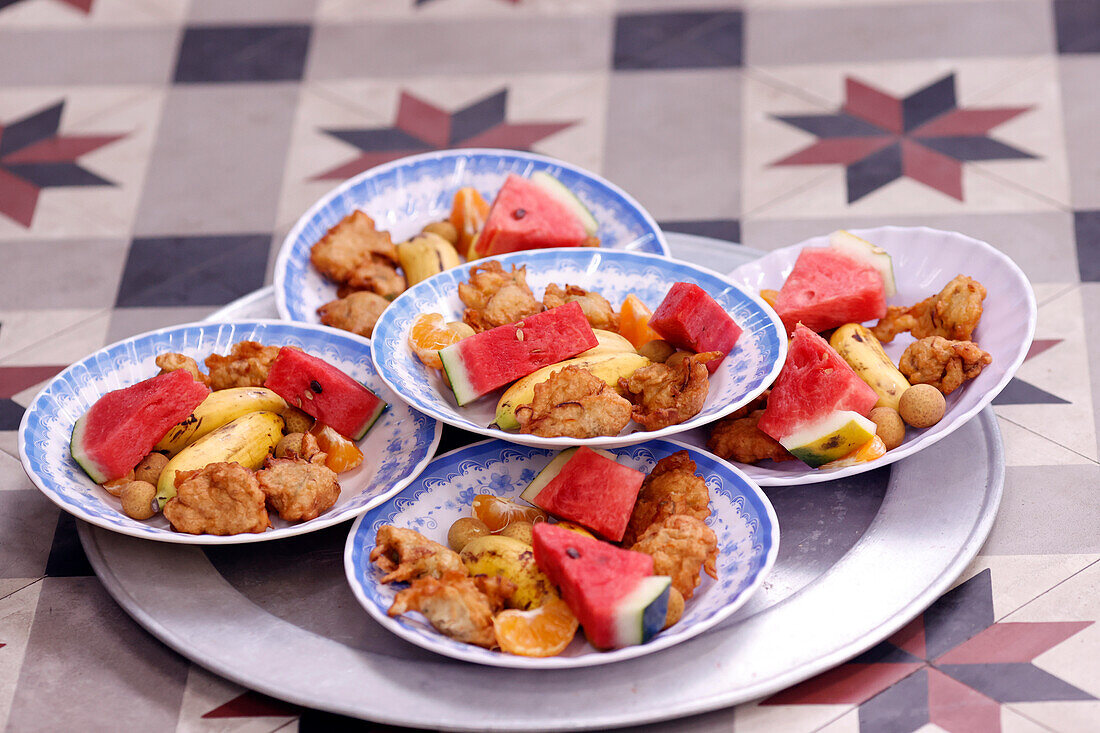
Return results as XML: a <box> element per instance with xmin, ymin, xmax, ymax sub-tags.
<box><xmin>1</xmin><ymin>0</ymin><xmax>1097</xmax><ymax>731</ymax></box>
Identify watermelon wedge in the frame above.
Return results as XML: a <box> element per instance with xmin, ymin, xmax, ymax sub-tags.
<box><xmin>439</xmin><ymin>301</ymin><xmax>598</xmax><ymax>405</ymax></box>
<box><xmin>263</xmin><ymin>347</ymin><xmax>386</xmax><ymax>440</ymax></box>
<box><xmin>474</xmin><ymin>174</ymin><xmax>589</xmax><ymax>258</ymax></box>
<box><xmin>648</xmin><ymin>282</ymin><xmax>743</xmax><ymax>374</ymax></box>
<box><xmin>71</xmin><ymin>369</ymin><xmax>211</xmax><ymax>483</ymax></box>
<box><xmin>533</xmin><ymin>522</ymin><xmax>670</xmax><ymax>649</ymax></box>
<box><xmin>774</xmin><ymin>248</ymin><xmax>887</xmax><ymax>334</ymax></box>
<box><xmin>521</xmin><ymin>447</ymin><xmax>645</xmax><ymax>542</ymax></box>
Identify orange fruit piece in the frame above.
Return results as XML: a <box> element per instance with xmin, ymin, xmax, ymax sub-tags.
<box><xmin>449</xmin><ymin>186</ymin><xmax>490</xmax><ymax>260</ymax></box>
<box><xmin>494</xmin><ymin>596</ymin><xmax>578</xmax><ymax>657</ymax></box>
<box><xmin>309</xmin><ymin>423</ymin><xmax>364</xmax><ymax>473</ymax></box>
<box><xmin>826</xmin><ymin>435</ymin><xmax>887</xmax><ymax>468</ymax></box>
<box><xmin>619</xmin><ymin>294</ymin><xmax>663</xmax><ymax>349</ymax></box>
<box><xmin>408</xmin><ymin>313</ymin><xmax>474</xmax><ymax>370</ymax></box>
<box><xmin>471</xmin><ymin>494</ymin><xmax>547</xmax><ymax>532</ymax></box>
<box><xmin>760</xmin><ymin>289</ymin><xmax>780</xmax><ymax>309</ymax></box>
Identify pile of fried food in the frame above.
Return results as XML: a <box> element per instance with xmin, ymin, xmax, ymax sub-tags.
<box><xmin>102</xmin><ymin>341</ymin><xmax>361</xmax><ymax>535</ymax></box>
<box><xmin>369</xmin><ymin>451</ymin><xmax>718</xmax><ymax>656</ymax></box>
<box><xmin>708</xmin><ymin>274</ymin><xmax>993</xmax><ymax>465</ymax></box>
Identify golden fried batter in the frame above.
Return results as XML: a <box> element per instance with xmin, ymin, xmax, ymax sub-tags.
<box><xmin>155</xmin><ymin>352</ymin><xmax>209</xmax><ymax>386</ymax></box>
<box><xmin>871</xmin><ymin>275</ymin><xmax>987</xmax><ymax>343</ymax></box>
<box><xmin>543</xmin><ymin>283</ymin><xmax>619</xmax><ymax>332</ymax></box>
<box><xmin>621</xmin><ymin>451</ymin><xmax>711</xmax><ymax>547</ymax></box>
<box><xmin>707</xmin><ymin>409</ymin><xmax>793</xmax><ymax>464</ymax></box>
<box><xmin>342</xmin><ymin>257</ymin><xmax>406</xmax><ymax>299</ymax></box>
<box><xmin>317</xmin><ymin>290</ymin><xmax>389</xmax><ymax>338</ymax></box>
<box><xmin>899</xmin><ymin>336</ymin><xmax>992</xmax><ymax>395</ymax></box>
<box><xmin>389</xmin><ymin>570</ymin><xmax>515</xmax><ymax>648</ymax></box>
<box><xmin>514</xmin><ymin>365</ymin><xmax>632</xmax><ymax>439</ymax></box>
<box><xmin>618</xmin><ymin>351</ymin><xmax>721</xmax><ymax>431</ymax></box>
<box><xmin>204</xmin><ymin>341</ymin><xmax>281</xmax><ymax>391</ymax></box>
<box><xmin>163</xmin><ymin>462</ymin><xmax>271</xmax><ymax>536</ymax></box>
<box><xmin>458</xmin><ymin>260</ymin><xmax>543</xmax><ymax>332</ymax></box>
<box><xmin>370</xmin><ymin>525</ymin><xmax>466</xmax><ymax>584</ymax></box>
<box><xmin>310</xmin><ymin>210</ymin><xmax>397</xmax><ymax>284</ymax></box>
<box><xmin>256</xmin><ymin>456</ymin><xmax>340</xmax><ymax>522</ymax></box>
<box><xmin>631</xmin><ymin>514</ymin><xmax>718</xmax><ymax>600</ymax></box>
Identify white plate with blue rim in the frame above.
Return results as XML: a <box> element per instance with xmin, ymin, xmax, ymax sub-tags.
<box><xmin>715</xmin><ymin>225</ymin><xmax>1036</xmax><ymax>486</ymax></box>
<box><xmin>344</xmin><ymin>438</ymin><xmax>779</xmax><ymax>669</ymax></box>
<box><xmin>18</xmin><ymin>320</ymin><xmax>441</xmax><ymax>545</ymax></box>
<box><xmin>274</xmin><ymin>148</ymin><xmax>671</xmax><ymax>326</ymax></box>
<box><xmin>370</xmin><ymin>248</ymin><xmax>787</xmax><ymax>449</ymax></box>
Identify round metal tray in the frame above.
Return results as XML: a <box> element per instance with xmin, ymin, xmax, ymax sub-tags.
<box><xmin>79</xmin><ymin>235</ymin><xmax>1004</xmax><ymax>731</ymax></box>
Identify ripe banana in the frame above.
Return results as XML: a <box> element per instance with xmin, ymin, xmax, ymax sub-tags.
<box><xmin>155</xmin><ymin>387</ymin><xmax>287</xmax><ymax>456</ymax></box>
<box><xmin>579</xmin><ymin>329</ymin><xmax>637</xmax><ymax>358</ymax></box>
<box><xmin>460</xmin><ymin>534</ymin><xmax>558</xmax><ymax>610</ymax></box>
<box><xmin>397</xmin><ymin>232</ymin><xmax>461</xmax><ymax>286</ymax></box>
<box><xmin>495</xmin><ymin>352</ymin><xmax>651</xmax><ymax>431</ymax></box>
<box><xmin>156</xmin><ymin>410</ymin><xmax>284</xmax><ymax>509</ymax></box>
<box><xmin>829</xmin><ymin>323</ymin><xmax>911</xmax><ymax>411</ymax></box>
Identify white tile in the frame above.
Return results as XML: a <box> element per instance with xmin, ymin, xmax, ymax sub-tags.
<box><xmin>0</xmin><ymin>581</ymin><xmax>43</xmax><ymax>733</ymax></box>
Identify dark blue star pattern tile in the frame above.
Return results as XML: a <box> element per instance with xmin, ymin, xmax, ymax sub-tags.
<box><xmin>44</xmin><ymin>512</ymin><xmax>94</xmax><ymax>577</ymax></box>
<box><xmin>658</xmin><ymin>219</ymin><xmax>741</xmax><ymax>244</ymax></box>
<box><xmin>992</xmin><ymin>379</ymin><xmax>1070</xmax><ymax>406</ymax></box>
<box><xmin>174</xmin><ymin>25</ymin><xmax>312</xmax><ymax>83</ymax></box>
<box><xmin>613</xmin><ymin>11</ymin><xmax>743</xmax><ymax>70</ymax></box>
<box><xmin>1054</xmin><ymin>0</ymin><xmax>1100</xmax><ymax>54</ymax></box>
<box><xmin>1074</xmin><ymin>210</ymin><xmax>1100</xmax><ymax>282</ymax></box>
<box><xmin>116</xmin><ymin>234</ymin><xmax>271</xmax><ymax>307</ymax></box>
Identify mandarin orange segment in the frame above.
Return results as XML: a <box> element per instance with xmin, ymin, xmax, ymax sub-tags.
<box><xmin>449</xmin><ymin>187</ymin><xmax>490</xmax><ymax>260</ymax></box>
<box><xmin>408</xmin><ymin>313</ymin><xmax>474</xmax><ymax>369</ymax></box>
<box><xmin>471</xmin><ymin>494</ymin><xmax>548</xmax><ymax>532</ymax></box>
<box><xmin>619</xmin><ymin>294</ymin><xmax>662</xmax><ymax>349</ymax></box>
<box><xmin>309</xmin><ymin>423</ymin><xmax>364</xmax><ymax>473</ymax></box>
<box><xmin>494</xmin><ymin>596</ymin><xmax>578</xmax><ymax>657</ymax></box>
<box><xmin>848</xmin><ymin>434</ymin><xmax>887</xmax><ymax>463</ymax></box>
<box><xmin>760</xmin><ymin>289</ymin><xmax>780</xmax><ymax>309</ymax></box>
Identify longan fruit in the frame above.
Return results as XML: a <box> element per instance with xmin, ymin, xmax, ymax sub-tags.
<box><xmin>276</xmin><ymin>433</ymin><xmax>306</xmax><ymax>459</ymax></box>
<box><xmin>638</xmin><ymin>339</ymin><xmax>676</xmax><ymax>363</ymax></box>
<box><xmin>134</xmin><ymin>452</ymin><xmax>169</xmax><ymax>485</ymax></box>
<box><xmin>281</xmin><ymin>406</ymin><xmax>314</xmax><ymax>434</ymax></box>
<box><xmin>869</xmin><ymin>407</ymin><xmax>906</xmax><ymax>450</ymax></box>
<box><xmin>447</xmin><ymin>517</ymin><xmax>490</xmax><ymax>552</ymax></box>
<box><xmin>120</xmin><ymin>480</ymin><xmax>157</xmax><ymax>520</ymax></box>
<box><xmin>898</xmin><ymin>384</ymin><xmax>946</xmax><ymax>428</ymax></box>
<box><xmin>500</xmin><ymin>520</ymin><xmax>534</xmax><ymax>546</ymax></box>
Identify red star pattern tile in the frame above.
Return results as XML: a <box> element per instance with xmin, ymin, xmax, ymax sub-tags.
<box><xmin>202</xmin><ymin>691</ymin><xmax>299</xmax><ymax>718</ymax></box>
<box><xmin>0</xmin><ymin>0</ymin><xmax>93</xmax><ymax>14</ymax></box>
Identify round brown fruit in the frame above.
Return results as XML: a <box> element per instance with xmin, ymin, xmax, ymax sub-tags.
<box><xmin>134</xmin><ymin>452</ymin><xmax>169</xmax><ymax>485</ymax></box>
<box><xmin>120</xmin><ymin>480</ymin><xmax>157</xmax><ymax>520</ymax></box>
<box><xmin>898</xmin><ymin>384</ymin><xmax>946</xmax><ymax>428</ymax></box>
<box><xmin>869</xmin><ymin>407</ymin><xmax>905</xmax><ymax>450</ymax></box>
<box><xmin>448</xmin><ymin>516</ymin><xmax>490</xmax><ymax>552</ymax></box>
<box><xmin>637</xmin><ymin>339</ymin><xmax>676</xmax><ymax>363</ymax></box>
<box><xmin>500</xmin><ymin>520</ymin><xmax>534</xmax><ymax>545</ymax></box>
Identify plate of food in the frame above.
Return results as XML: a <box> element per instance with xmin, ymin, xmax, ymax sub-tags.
<box><xmin>700</xmin><ymin>226</ymin><xmax>1035</xmax><ymax>485</ymax></box>
<box><xmin>274</xmin><ymin>148</ymin><xmax>671</xmax><ymax>337</ymax></box>
<box><xmin>344</xmin><ymin>438</ymin><xmax>779</xmax><ymax>669</ymax></box>
<box><xmin>18</xmin><ymin>320</ymin><xmax>441</xmax><ymax>544</ymax></box>
<box><xmin>369</xmin><ymin>248</ymin><xmax>786</xmax><ymax>449</ymax></box>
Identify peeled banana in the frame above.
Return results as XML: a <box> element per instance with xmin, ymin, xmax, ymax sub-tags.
<box><xmin>397</xmin><ymin>232</ymin><xmax>461</xmax><ymax>286</ymax></box>
<box><xmin>460</xmin><ymin>534</ymin><xmax>558</xmax><ymax>610</ymax></box>
<box><xmin>829</xmin><ymin>323</ymin><xmax>911</xmax><ymax>411</ymax></box>
<box><xmin>579</xmin><ymin>329</ymin><xmax>637</xmax><ymax>358</ymax></box>
<box><xmin>156</xmin><ymin>410</ymin><xmax>284</xmax><ymax>509</ymax></box>
<box><xmin>155</xmin><ymin>387</ymin><xmax>287</xmax><ymax>456</ymax></box>
<box><xmin>495</xmin><ymin>352</ymin><xmax>651</xmax><ymax>431</ymax></box>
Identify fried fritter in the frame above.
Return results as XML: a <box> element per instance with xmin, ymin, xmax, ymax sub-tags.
<box><xmin>514</xmin><ymin>365</ymin><xmax>632</xmax><ymax>439</ymax></box>
<box><xmin>256</xmin><ymin>456</ymin><xmax>340</xmax><ymax>522</ymax></box>
<box><xmin>370</xmin><ymin>525</ymin><xmax>466</xmax><ymax>584</ymax></box>
<box><xmin>630</xmin><ymin>514</ymin><xmax>718</xmax><ymax>600</ymax></box>
<box><xmin>621</xmin><ymin>451</ymin><xmax>711</xmax><ymax>547</ymax></box>
<box><xmin>871</xmin><ymin>274</ymin><xmax>987</xmax><ymax>343</ymax></box>
<box><xmin>317</xmin><ymin>290</ymin><xmax>390</xmax><ymax>338</ymax></box>
<box><xmin>389</xmin><ymin>570</ymin><xmax>515</xmax><ymax>648</ymax></box>
<box><xmin>707</xmin><ymin>409</ymin><xmax>793</xmax><ymax>464</ymax></box>
<box><xmin>310</xmin><ymin>210</ymin><xmax>397</xmax><ymax>284</ymax></box>
<box><xmin>543</xmin><ymin>283</ymin><xmax>619</xmax><ymax>332</ymax></box>
<box><xmin>155</xmin><ymin>352</ymin><xmax>209</xmax><ymax>386</ymax></box>
<box><xmin>342</xmin><ymin>257</ymin><xmax>406</xmax><ymax>299</ymax></box>
<box><xmin>458</xmin><ymin>260</ymin><xmax>543</xmax><ymax>332</ymax></box>
<box><xmin>163</xmin><ymin>462</ymin><xmax>271</xmax><ymax>536</ymax></box>
<box><xmin>618</xmin><ymin>351</ymin><xmax>721</xmax><ymax>431</ymax></box>
<box><xmin>204</xmin><ymin>340</ymin><xmax>281</xmax><ymax>391</ymax></box>
<box><xmin>899</xmin><ymin>336</ymin><xmax>992</xmax><ymax>395</ymax></box>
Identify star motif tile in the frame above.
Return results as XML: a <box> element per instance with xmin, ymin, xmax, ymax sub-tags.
<box><xmin>0</xmin><ymin>0</ymin><xmax>92</xmax><ymax>15</ymax></box>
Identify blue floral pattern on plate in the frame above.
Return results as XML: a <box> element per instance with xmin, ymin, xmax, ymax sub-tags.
<box><xmin>370</xmin><ymin>248</ymin><xmax>787</xmax><ymax>449</ymax></box>
<box><xmin>18</xmin><ymin>320</ymin><xmax>441</xmax><ymax>545</ymax></box>
<box><xmin>343</xmin><ymin>438</ymin><xmax>779</xmax><ymax>669</ymax></box>
<box><xmin>275</xmin><ymin>148</ymin><xmax>671</xmax><ymax>325</ymax></box>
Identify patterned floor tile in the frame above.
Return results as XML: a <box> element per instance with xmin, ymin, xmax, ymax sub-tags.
<box><xmin>612</xmin><ymin>10</ymin><xmax>742</xmax><ymax>70</ymax></box>
<box><xmin>1053</xmin><ymin>0</ymin><xmax>1100</xmax><ymax>54</ymax></box>
<box><xmin>0</xmin><ymin>26</ymin><xmax>180</xmax><ymax>85</ymax></box>
<box><xmin>187</xmin><ymin>0</ymin><xmax>318</xmax><ymax>24</ymax></box>
<box><xmin>1073</xmin><ymin>211</ymin><xmax>1100</xmax><ymax>282</ymax></box>
<box><xmin>0</xmin><ymin>239</ymin><xmax>128</xmax><ymax>309</ymax></box>
<box><xmin>741</xmin><ymin>57</ymin><xmax>1070</xmax><ymax>220</ymax></box>
<box><xmin>603</xmin><ymin>69</ymin><xmax>740</xmax><ymax>220</ymax></box>
<box><xmin>983</xmin><ymin>465</ymin><xmax>1100</xmax><ymax>555</ymax></box>
<box><xmin>175</xmin><ymin>665</ymin><xmax>298</xmax><ymax>732</ymax></box>
<box><xmin>659</xmin><ymin>219</ymin><xmax>741</xmax><ymax>243</ymax></box>
<box><xmin>6</xmin><ymin>577</ymin><xmax>191</xmax><ymax>730</ymax></box>
<box><xmin>733</xmin><ymin>700</ymin><xmax>850</xmax><ymax>733</ymax></box>
<box><xmin>174</xmin><ymin>25</ymin><xmax>312</xmax><ymax>84</ymax></box>
<box><xmin>0</xmin><ymin>0</ymin><xmax>187</xmax><ymax>27</ymax></box>
<box><xmin>1059</xmin><ymin>56</ymin><xmax>1100</xmax><ymax>210</ymax></box>
<box><xmin>0</xmin><ymin>308</ymin><xmax>111</xmax><ymax>366</ymax></box>
<box><xmin>43</xmin><ymin>511</ymin><xmax>92</xmax><ymax>577</ymax></box>
<box><xmin>0</xmin><ymin>581</ymin><xmax>42</xmax><ymax>733</ymax></box>
<box><xmin>0</xmin><ymin>489</ymin><xmax>60</xmax><ymax>578</ymax></box>
<box><xmin>106</xmin><ymin>305</ymin><xmax>216</xmax><ymax>343</ymax></box>
<box><xmin>318</xmin><ymin>0</ymin><xmax>612</xmax><ymax>21</ymax></box>
<box><xmin>1082</xmin><ymin>284</ymin><xmax>1100</xmax><ymax>457</ymax></box>
<box><xmin>998</xmin><ymin>417</ymin><xmax>1097</xmax><ymax>468</ymax></box>
<box><xmin>307</xmin><ymin>15</ymin><xmax>612</xmax><ymax>78</ymax></box>
<box><xmin>745</xmin><ymin>1</ymin><xmax>1053</xmax><ymax>66</ymax></box>
<box><xmin>0</xmin><ymin>308</ymin><xmax>109</xmax><ymax>365</ymax></box>
<box><xmin>134</xmin><ymin>84</ymin><xmax>299</xmax><ymax>236</ymax></box>
<box><xmin>953</xmin><ymin>554</ymin><xmax>1097</xmax><ymax>620</ymax></box>
<box><xmin>621</xmin><ymin>706</ymin><xmax>735</xmax><ymax>732</ymax></box>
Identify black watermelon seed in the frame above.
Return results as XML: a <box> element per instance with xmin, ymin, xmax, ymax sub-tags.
<box><xmin>309</xmin><ymin>380</ymin><xmax>323</xmax><ymax>394</ymax></box>
<box><xmin>513</xmin><ymin>208</ymin><xmax>527</xmax><ymax>220</ymax></box>
<box><xmin>566</xmin><ymin>547</ymin><xmax>580</xmax><ymax>559</ymax></box>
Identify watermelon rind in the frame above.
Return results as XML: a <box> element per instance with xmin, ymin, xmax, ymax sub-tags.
<box><xmin>520</xmin><ymin>447</ymin><xmax>618</xmax><ymax>506</ymax></box>
<box><xmin>529</xmin><ymin>171</ymin><xmax>599</xmax><ymax>236</ymax></box>
<box><xmin>829</xmin><ymin>230</ymin><xmax>897</xmax><ymax>298</ymax></box>
<box><xmin>610</xmin><ymin>575</ymin><xmax>671</xmax><ymax>648</ymax></box>
<box><xmin>438</xmin><ymin>346</ymin><xmax>479</xmax><ymax>406</ymax></box>
<box><xmin>351</xmin><ymin>396</ymin><xmax>388</xmax><ymax>440</ymax></box>
<box><xmin>779</xmin><ymin>410</ymin><xmax>877</xmax><ymax>468</ymax></box>
<box><xmin>70</xmin><ymin>413</ymin><xmax>110</xmax><ymax>484</ymax></box>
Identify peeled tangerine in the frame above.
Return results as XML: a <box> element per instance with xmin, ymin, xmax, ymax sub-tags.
<box><xmin>309</xmin><ymin>422</ymin><xmax>363</xmax><ymax>473</ymax></box>
<box><xmin>822</xmin><ymin>435</ymin><xmax>887</xmax><ymax>469</ymax></box>
<box><xmin>408</xmin><ymin>313</ymin><xmax>475</xmax><ymax>370</ymax></box>
<box><xmin>779</xmin><ymin>410</ymin><xmax>877</xmax><ymax>468</ymax></box>
<box><xmin>471</xmin><ymin>494</ymin><xmax>548</xmax><ymax>532</ymax></box>
<box><xmin>494</xmin><ymin>595</ymin><xmax>579</xmax><ymax>657</ymax></box>
<box><xmin>619</xmin><ymin>294</ymin><xmax>662</xmax><ymax>349</ymax></box>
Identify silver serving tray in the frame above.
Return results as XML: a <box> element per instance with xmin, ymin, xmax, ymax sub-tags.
<box><xmin>79</xmin><ymin>234</ymin><xmax>1004</xmax><ymax>731</ymax></box>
